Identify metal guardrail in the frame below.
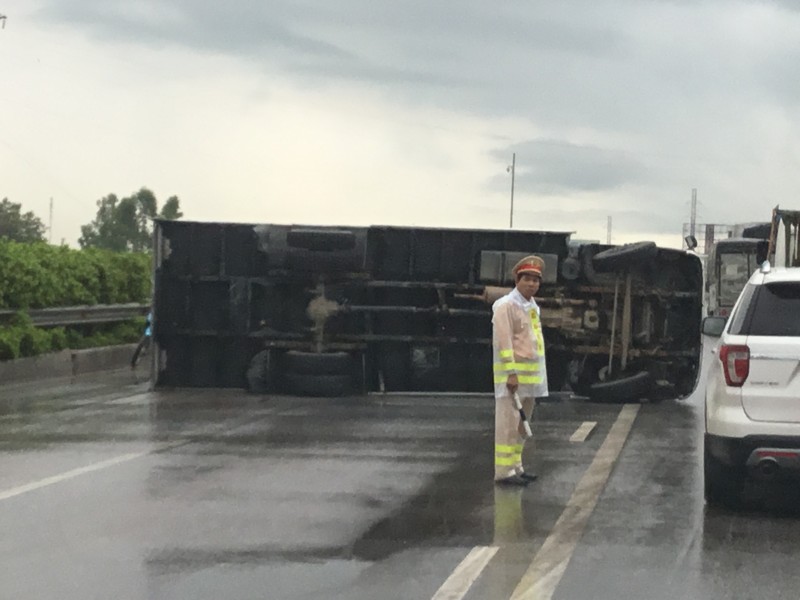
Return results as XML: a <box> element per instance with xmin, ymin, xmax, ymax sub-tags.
<box><xmin>0</xmin><ymin>303</ymin><xmax>150</xmax><ymax>327</ymax></box>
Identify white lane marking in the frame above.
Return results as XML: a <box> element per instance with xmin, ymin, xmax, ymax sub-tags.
<box><xmin>0</xmin><ymin>451</ymin><xmax>149</xmax><ymax>502</ymax></box>
<box><xmin>431</xmin><ymin>545</ymin><xmax>499</xmax><ymax>600</ymax></box>
<box><xmin>569</xmin><ymin>421</ymin><xmax>597</xmax><ymax>443</ymax></box>
<box><xmin>510</xmin><ymin>403</ymin><xmax>640</xmax><ymax>600</ymax></box>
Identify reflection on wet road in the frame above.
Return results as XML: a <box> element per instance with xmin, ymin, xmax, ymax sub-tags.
<box><xmin>0</xmin><ymin>370</ymin><xmax>799</xmax><ymax>599</ymax></box>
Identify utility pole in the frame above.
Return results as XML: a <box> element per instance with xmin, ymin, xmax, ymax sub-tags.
<box><xmin>690</xmin><ymin>188</ymin><xmax>697</xmax><ymax>241</ymax></box>
<box><xmin>607</xmin><ymin>216</ymin><xmax>612</xmax><ymax>244</ymax></box>
<box><xmin>507</xmin><ymin>152</ymin><xmax>516</xmax><ymax>228</ymax></box>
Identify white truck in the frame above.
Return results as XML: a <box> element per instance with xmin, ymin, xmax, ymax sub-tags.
<box><xmin>705</xmin><ymin>206</ymin><xmax>800</xmax><ymax>318</ymax></box>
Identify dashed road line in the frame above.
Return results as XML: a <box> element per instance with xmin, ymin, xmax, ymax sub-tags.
<box><xmin>0</xmin><ymin>451</ymin><xmax>149</xmax><ymax>502</ymax></box>
<box><xmin>0</xmin><ymin>441</ymin><xmax>185</xmax><ymax>502</ymax></box>
<box><xmin>430</xmin><ymin>545</ymin><xmax>499</xmax><ymax>600</ymax></box>
<box><xmin>569</xmin><ymin>421</ymin><xmax>597</xmax><ymax>443</ymax></box>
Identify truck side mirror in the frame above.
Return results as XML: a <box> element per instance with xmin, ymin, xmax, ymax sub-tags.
<box><xmin>684</xmin><ymin>235</ymin><xmax>698</xmax><ymax>250</ymax></box>
<box><xmin>701</xmin><ymin>316</ymin><xmax>726</xmax><ymax>337</ymax></box>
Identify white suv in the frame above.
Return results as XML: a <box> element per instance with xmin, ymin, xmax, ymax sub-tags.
<box><xmin>703</xmin><ymin>263</ymin><xmax>800</xmax><ymax>507</ymax></box>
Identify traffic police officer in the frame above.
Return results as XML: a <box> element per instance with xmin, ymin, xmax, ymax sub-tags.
<box><xmin>491</xmin><ymin>255</ymin><xmax>548</xmax><ymax>485</ymax></box>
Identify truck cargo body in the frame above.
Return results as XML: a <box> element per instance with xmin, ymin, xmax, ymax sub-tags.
<box><xmin>151</xmin><ymin>220</ymin><xmax>703</xmax><ymax>399</ymax></box>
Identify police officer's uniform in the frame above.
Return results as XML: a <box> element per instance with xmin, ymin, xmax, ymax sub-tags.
<box><xmin>491</xmin><ymin>255</ymin><xmax>548</xmax><ymax>484</ymax></box>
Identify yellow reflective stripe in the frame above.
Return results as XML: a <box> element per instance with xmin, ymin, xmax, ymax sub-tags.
<box><xmin>495</xmin><ymin>455</ymin><xmax>517</xmax><ymax>466</ymax></box>
<box><xmin>499</xmin><ymin>349</ymin><xmax>514</xmax><ymax>358</ymax></box>
<box><xmin>493</xmin><ymin>362</ymin><xmax>539</xmax><ymax>372</ymax></box>
<box><xmin>494</xmin><ymin>374</ymin><xmax>543</xmax><ymax>384</ymax></box>
<box><xmin>495</xmin><ymin>444</ymin><xmax>523</xmax><ymax>453</ymax></box>
<box><xmin>531</xmin><ymin>312</ymin><xmax>545</xmax><ymax>354</ymax></box>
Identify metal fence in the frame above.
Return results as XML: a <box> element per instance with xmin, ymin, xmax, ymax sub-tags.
<box><xmin>0</xmin><ymin>304</ymin><xmax>150</xmax><ymax>327</ymax></box>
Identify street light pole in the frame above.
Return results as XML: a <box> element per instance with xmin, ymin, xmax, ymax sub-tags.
<box><xmin>508</xmin><ymin>152</ymin><xmax>515</xmax><ymax>228</ymax></box>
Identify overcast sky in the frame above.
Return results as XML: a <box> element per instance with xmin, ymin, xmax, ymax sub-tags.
<box><xmin>3</xmin><ymin>0</ymin><xmax>800</xmax><ymax>248</ymax></box>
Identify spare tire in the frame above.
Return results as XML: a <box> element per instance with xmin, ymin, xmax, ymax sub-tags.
<box><xmin>588</xmin><ymin>370</ymin><xmax>654</xmax><ymax>402</ymax></box>
<box><xmin>286</xmin><ymin>228</ymin><xmax>356</xmax><ymax>251</ymax></box>
<box><xmin>284</xmin><ymin>350</ymin><xmax>353</xmax><ymax>375</ymax></box>
<box><xmin>592</xmin><ymin>241</ymin><xmax>658</xmax><ymax>273</ymax></box>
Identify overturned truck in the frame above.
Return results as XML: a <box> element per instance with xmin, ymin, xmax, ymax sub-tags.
<box><xmin>151</xmin><ymin>220</ymin><xmax>703</xmax><ymax>401</ymax></box>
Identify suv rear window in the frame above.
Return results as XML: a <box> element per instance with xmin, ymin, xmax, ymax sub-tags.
<box><xmin>732</xmin><ymin>282</ymin><xmax>800</xmax><ymax>336</ymax></box>
<box><xmin>727</xmin><ymin>283</ymin><xmax>756</xmax><ymax>335</ymax></box>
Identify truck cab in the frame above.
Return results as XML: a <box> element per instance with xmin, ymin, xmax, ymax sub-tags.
<box><xmin>705</xmin><ymin>238</ymin><xmax>768</xmax><ymax>318</ymax></box>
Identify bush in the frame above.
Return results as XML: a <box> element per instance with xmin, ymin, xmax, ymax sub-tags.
<box><xmin>50</xmin><ymin>328</ymin><xmax>68</xmax><ymax>351</ymax></box>
<box><xmin>0</xmin><ymin>241</ymin><xmax>152</xmax><ymax>360</ymax></box>
<box><xmin>65</xmin><ymin>321</ymin><xmax>144</xmax><ymax>350</ymax></box>
<box><xmin>0</xmin><ymin>240</ymin><xmax>150</xmax><ymax>309</ymax></box>
<box><xmin>0</xmin><ymin>313</ymin><xmax>61</xmax><ymax>359</ymax></box>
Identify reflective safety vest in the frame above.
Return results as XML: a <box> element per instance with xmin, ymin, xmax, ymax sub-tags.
<box><xmin>491</xmin><ymin>289</ymin><xmax>548</xmax><ymax>398</ymax></box>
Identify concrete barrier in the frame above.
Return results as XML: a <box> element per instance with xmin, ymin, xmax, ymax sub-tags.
<box><xmin>0</xmin><ymin>344</ymin><xmax>138</xmax><ymax>384</ymax></box>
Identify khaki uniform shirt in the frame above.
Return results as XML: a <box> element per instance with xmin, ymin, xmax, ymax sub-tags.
<box><xmin>491</xmin><ymin>288</ymin><xmax>548</xmax><ymax>398</ymax></box>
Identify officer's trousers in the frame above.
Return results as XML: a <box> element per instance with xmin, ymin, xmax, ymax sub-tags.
<box><xmin>494</xmin><ymin>392</ymin><xmax>534</xmax><ymax>480</ymax></box>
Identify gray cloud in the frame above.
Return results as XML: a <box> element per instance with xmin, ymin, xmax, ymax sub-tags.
<box><xmin>37</xmin><ymin>2</ymin><xmax>629</xmax><ymax>101</ymax></box>
<box><xmin>39</xmin><ymin>0</ymin><xmax>799</xmax><ymax>134</ymax></box>
<box><xmin>518</xmin><ymin>206</ymin><xmax>679</xmax><ymax>236</ymax></box>
<box><xmin>34</xmin><ymin>0</ymin><xmax>800</xmax><ymax>239</ymax></box>
<box><xmin>492</xmin><ymin>140</ymin><xmax>648</xmax><ymax>194</ymax></box>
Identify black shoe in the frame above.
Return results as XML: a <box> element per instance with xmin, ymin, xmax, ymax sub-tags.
<box><xmin>518</xmin><ymin>472</ymin><xmax>538</xmax><ymax>482</ymax></box>
<box><xmin>495</xmin><ymin>474</ymin><xmax>529</xmax><ymax>486</ymax></box>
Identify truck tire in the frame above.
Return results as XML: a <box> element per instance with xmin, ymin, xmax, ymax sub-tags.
<box><xmin>286</xmin><ymin>228</ymin><xmax>356</xmax><ymax>251</ymax></box>
<box><xmin>591</xmin><ymin>241</ymin><xmax>658</xmax><ymax>273</ymax></box>
<box><xmin>284</xmin><ymin>350</ymin><xmax>353</xmax><ymax>375</ymax></box>
<box><xmin>580</xmin><ymin>244</ymin><xmax>615</xmax><ymax>285</ymax></box>
<box><xmin>284</xmin><ymin>373</ymin><xmax>351</xmax><ymax>397</ymax></box>
<box><xmin>588</xmin><ymin>370</ymin><xmax>654</xmax><ymax>402</ymax></box>
<box><xmin>704</xmin><ymin>445</ymin><xmax>744</xmax><ymax>509</ymax></box>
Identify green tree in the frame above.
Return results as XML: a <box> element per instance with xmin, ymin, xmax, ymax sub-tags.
<box><xmin>0</xmin><ymin>198</ymin><xmax>46</xmax><ymax>243</ymax></box>
<box><xmin>79</xmin><ymin>187</ymin><xmax>182</xmax><ymax>251</ymax></box>
<box><xmin>160</xmin><ymin>196</ymin><xmax>183</xmax><ymax>220</ymax></box>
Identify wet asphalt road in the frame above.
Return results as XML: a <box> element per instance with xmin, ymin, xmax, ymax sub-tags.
<box><xmin>1</xmin><ymin>370</ymin><xmax>800</xmax><ymax>600</ymax></box>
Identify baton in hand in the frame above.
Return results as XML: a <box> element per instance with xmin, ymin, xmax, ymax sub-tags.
<box><xmin>513</xmin><ymin>392</ymin><xmax>533</xmax><ymax>438</ymax></box>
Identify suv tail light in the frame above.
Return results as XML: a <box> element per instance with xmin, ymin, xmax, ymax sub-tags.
<box><xmin>719</xmin><ymin>344</ymin><xmax>750</xmax><ymax>387</ymax></box>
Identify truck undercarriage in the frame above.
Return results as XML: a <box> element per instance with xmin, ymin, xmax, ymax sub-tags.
<box><xmin>151</xmin><ymin>221</ymin><xmax>703</xmax><ymax>401</ymax></box>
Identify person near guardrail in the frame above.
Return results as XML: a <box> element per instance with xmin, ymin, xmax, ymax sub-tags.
<box><xmin>491</xmin><ymin>255</ymin><xmax>548</xmax><ymax>486</ymax></box>
<box><xmin>131</xmin><ymin>311</ymin><xmax>152</xmax><ymax>369</ymax></box>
